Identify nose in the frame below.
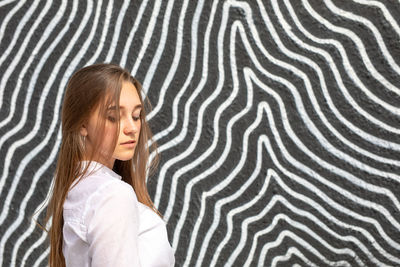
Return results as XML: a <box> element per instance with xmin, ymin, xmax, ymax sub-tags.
<box><xmin>123</xmin><ymin>117</ymin><xmax>138</xmax><ymax>135</ymax></box>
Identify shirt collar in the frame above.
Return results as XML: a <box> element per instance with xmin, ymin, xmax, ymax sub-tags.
<box><xmin>80</xmin><ymin>160</ymin><xmax>122</xmax><ymax>180</ymax></box>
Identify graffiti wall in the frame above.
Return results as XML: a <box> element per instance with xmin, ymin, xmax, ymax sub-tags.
<box><xmin>0</xmin><ymin>0</ymin><xmax>399</xmax><ymax>266</ymax></box>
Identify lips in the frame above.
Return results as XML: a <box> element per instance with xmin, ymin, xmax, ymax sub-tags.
<box><xmin>121</xmin><ymin>140</ymin><xmax>136</xmax><ymax>145</ymax></box>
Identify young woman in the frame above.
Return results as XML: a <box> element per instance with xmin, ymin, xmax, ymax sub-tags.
<box><xmin>44</xmin><ymin>63</ymin><xmax>175</xmax><ymax>266</ymax></box>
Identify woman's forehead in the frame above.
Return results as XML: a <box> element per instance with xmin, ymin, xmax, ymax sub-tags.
<box><xmin>101</xmin><ymin>81</ymin><xmax>140</xmax><ymax>108</ymax></box>
<box><xmin>116</xmin><ymin>82</ymin><xmax>141</xmax><ymax>110</ymax></box>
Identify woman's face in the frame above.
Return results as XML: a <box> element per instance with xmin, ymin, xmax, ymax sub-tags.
<box><xmin>81</xmin><ymin>81</ymin><xmax>142</xmax><ymax>168</ymax></box>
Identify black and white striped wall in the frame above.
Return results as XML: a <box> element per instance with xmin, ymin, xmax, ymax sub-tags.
<box><xmin>0</xmin><ymin>0</ymin><xmax>399</xmax><ymax>266</ymax></box>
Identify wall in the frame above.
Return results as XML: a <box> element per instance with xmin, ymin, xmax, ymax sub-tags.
<box><xmin>0</xmin><ymin>0</ymin><xmax>399</xmax><ymax>266</ymax></box>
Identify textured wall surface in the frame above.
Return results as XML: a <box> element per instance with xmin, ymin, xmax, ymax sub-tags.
<box><xmin>0</xmin><ymin>0</ymin><xmax>400</xmax><ymax>266</ymax></box>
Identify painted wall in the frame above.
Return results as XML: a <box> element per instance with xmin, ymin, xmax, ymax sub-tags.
<box><xmin>0</xmin><ymin>0</ymin><xmax>399</xmax><ymax>266</ymax></box>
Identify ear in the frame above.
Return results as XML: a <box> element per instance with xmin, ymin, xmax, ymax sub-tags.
<box><xmin>80</xmin><ymin>125</ymin><xmax>88</xmax><ymax>137</ymax></box>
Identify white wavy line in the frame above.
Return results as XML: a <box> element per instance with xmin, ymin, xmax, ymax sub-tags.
<box><xmin>261</xmin><ymin>126</ymin><xmax>399</xmax><ymax>264</ymax></box>
<box><xmin>142</xmin><ymin>0</ymin><xmax>190</xmax><ymax>122</ymax></box>
<box><xmin>188</xmin><ymin>13</ymin><xmax>400</xmax><ymax>264</ymax></box>
<box><xmin>130</xmin><ymin>0</ymin><xmax>162</xmax><ymax>83</ymax></box>
<box><xmin>0</xmin><ymin>2</ymin><xmax>76</xmax><ymax>207</ymax></box>
<box><xmin>191</xmin><ymin>97</ymin><xmax>360</xmax><ymax>266</ymax></box>
<box><xmin>187</xmin><ymin>54</ymin><xmax>257</xmax><ymax>266</ymax></box>
<box><xmin>325</xmin><ymin>0</ymin><xmax>400</xmax><ymax>89</ymax></box>
<box><xmin>270</xmin><ymin>247</ymin><xmax>319</xmax><ymax>267</ymax></box>
<box><xmin>206</xmin><ymin>107</ymin><xmax>377</xmax><ymax>266</ymax></box>
<box><xmin>13</xmin><ymin>0</ymin><xmax>140</xmax><ymax>259</ymax></box>
<box><xmin>257</xmin><ymin>0</ymin><xmax>400</xmax><ymax>158</ymax></box>
<box><xmin>302</xmin><ymin>0</ymin><xmax>400</xmax><ymax>113</ymax></box>
<box><xmin>10</xmin><ymin>129</ymin><xmax>61</xmax><ymax>266</ymax></box>
<box><xmin>180</xmin><ymin>26</ymin><xmax>253</xmax><ymax>265</ymax></box>
<box><xmin>259</xmin><ymin>230</ymin><xmax>351</xmax><ymax>267</ymax></box>
<box><xmin>209</xmin><ymin>112</ymin><xmax>368</xmax><ymax>266</ymax></box>
<box><xmin>206</xmin><ymin>12</ymin><xmax>400</xmax><ymax>261</ymax></box>
<box><xmin>147</xmin><ymin>0</ymin><xmax>203</xmax><ymax>143</ymax></box>
<box><xmin>164</xmin><ymin>2</ymin><xmax>250</xmax><ymax>239</ymax></box>
<box><xmin>251</xmin><ymin>72</ymin><xmax>400</xmax><ymax>256</ymax></box>
<box><xmin>83</xmin><ymin>0</ymin><xmax>125</xmax><ymax>66</ymax></box>
<box><xmin>223</xmin><ymin>150</ymin><xmax>390</xmax><ymax>266</ymax></box>
<box><xmin>352</xmin><ymin>0</ymin><xmax>400</xmax><ymax>38</ymax></box>
<box><xmin>0</xmin><ymin>0</ymin><xmax>31</xmax><ymax>54</ymax></box>
<box><xmin>153</xmin><ymin>0</ymin><xmax>219</xmax><ymax>207</ymax></box>
<box><xmin>0</xmin><ymin>0</ymin><xmax>17</xmax><ymax>8</ymax></box>
<box><xmin>178</xmin><ymin>2</ymin><xmax>400</xmax><ymax>264</ymax></box>
<box><xmin>84</xmin><ymin>0</ymin><xmax>113</xmax><ymax>64</ymax></box>
<box><xmin>21</xmin><ymin>181</ymin><xmax>55</xmax><ymax>267</ymax></box>
<box><xmin>104</xmin><ymin>0</ymin><xmax>130</xmax><ymax>62</ymax></box>
<box><xmin>0</xmin><ymin>0</ymin><xmax>54</xmax><ymax>130</ymax></box>
<box><xmin>14</xmin><ymin>17</ymin><xmax>117</xmax><ymax>265</ymax></box>
<box><xmin>232</xmin><ymin>165</ymin><xmax>385</xmax><ymax>266</ymax></box>
<box><xmin>130</xmin><ymin>1</ymin><xmax>161</xmax><ymax>78</ymax></box>
<box><xmin>0</xmin><ymin>2</ymin><xmax>102</xmax><ymax>265</ymax></box>
<box><xmin>0</xmin><ymin>0</ymin><xmax>114</xmax><ymax>237</ymax></box>
<box><xmin>0</xmin><ymin>0</ymin><xmax>93</xmax><ymax>229</ymax></box>
<box><xmin>208</xmin><ymin>98</ymin><xmax>399</xmax><ymax>264</ymax></box>
<box><xmin>248</xmin><ymin>2</ymin><xmax>400</xmax><ymax>188</ymax></box>
<box><xmin>235</xmin><ymin>2</ymin><xmax>400</xmax><ymax>198</ymax></box>
<box><xmin>273</xmin><ymin>0</ymin><xmax>400</xmax><ymax>158</ymax></box>
<box><xmin>0</xmin><ymin>0</ymin><xmax>111</xmax><ymax>230</ymax></box>
<box><xmin>208</xmin><ymin>107</ymin><xmax>272</xmax><ymax>266</ymax></box>
<box><xmin>21</xmin><ymin>217</ymin><xmax>50</xmax><ymax>267</ymax></box>
<box><xmin>248</xmin><ymin>210</ymin><xmax>362</xmax><ymax>266</ymax></box>
<box><xmin>1</xmin><ymin>1</ymin><xmax>396</xmax><ymax>266</ymax></box>
<box><xmin>21</xmin><ymin>164</ymin><xmax>55</xmax><ymax>267</ymax></box>
<box><xmin>0</xmin><ymin>1</ymin><xmax>76</xmax><ymax>205</ymax></box>
<box><xmin>0</xmin><ymin>0</ymin><xmax>117</xmax><ymax>261</ymax></box>
<box><xmin>147</xmin><ymin>0</ymin><xmax>203</xmax><ymax>166</ymax></box>
<box><xmin>206</xmin><ymin>72</ymin><xmax>266</xmax><ymax>267</ymax></box>
<box><xmin>281</xmin><ymin>0</ymin><xmax>400</xmax><ymax>138</ymax></box>
<box><xmin>0</xmin><ymin>0</ymin><xmax>37</xmax><ymax>108</ymax></box>
<box><xmin>120</xmin><ymin>0</ymin><xmax>149</xmax><ymax>67</ymax></box>
<box><xmin>32</xmin><ymin>246</ymin><xmax>49</xmax><ymax>267</ymax></box>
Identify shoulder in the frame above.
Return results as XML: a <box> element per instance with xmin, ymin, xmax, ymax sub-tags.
<box><xmin>89</xmin><ymin>179</ymin><xmax>138</xmax><ymax>208</ymax></box>
<box><xmin>84</xmin><ymin>177</ymin><xmax>138</xmax><ymax>213</ymax></box>
<box><xmin>83</xmin><ymin>179</ymin><xmax>140</xmax><ymax>236</ymax></box>
<box><xmin>84</xmin><ymin>180</ymin><xmax>141</xmax><ymax>242</ymax></box>
<box><xmin>66</xmin><ymin>169</ymin><xmax>137</xmax><ymax>204</ymax></box>
<box><xmin>64</xmin><ymin>171</ymin><xmax>139</xmax><ymax>221</ymax></box>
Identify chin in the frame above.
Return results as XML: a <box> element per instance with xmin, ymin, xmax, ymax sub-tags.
<box><xmin>115</xmin><ymin>153</ymin><xmax>135</xmax><ymax>161</ymax></box>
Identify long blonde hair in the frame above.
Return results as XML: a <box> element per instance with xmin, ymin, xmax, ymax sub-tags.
<box><xmin>41</xmin><ymin>63</ymin><xmax>159</xmax><ymax>267</ymax></box>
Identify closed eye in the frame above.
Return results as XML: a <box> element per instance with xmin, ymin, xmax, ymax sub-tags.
<box><xmin>107</xmin><ymin>116</ymin><xmax>116</xmax><ymax>122</ymax></box>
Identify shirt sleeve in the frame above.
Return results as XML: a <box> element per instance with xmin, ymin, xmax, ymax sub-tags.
<box><xmin>86</xmin><ymin>181</ymin><xmax>141</xmax><ymax>267</ymax></box>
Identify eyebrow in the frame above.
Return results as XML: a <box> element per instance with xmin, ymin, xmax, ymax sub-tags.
<box><xmin>107</xmin><ymin>104</ymin><xmax>142</xmax><ymax>111</ymax></box>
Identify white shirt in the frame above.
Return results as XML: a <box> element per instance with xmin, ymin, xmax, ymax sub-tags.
<box><xmin>62</xmin><ymin>161</ymin><xmax>175</xmax><ymax>267</ymax></box>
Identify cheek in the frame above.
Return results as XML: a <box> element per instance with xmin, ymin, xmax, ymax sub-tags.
<box><xmin>104</xmin><ymin>125</ymin><xmax>118</xmax><ymax>144</ymax></box>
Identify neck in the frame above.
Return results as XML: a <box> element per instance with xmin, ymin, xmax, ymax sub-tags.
<box><xmin>81</xmin><ymin>156</ymin><xmax>115</xmax><ymax>170</ymax></box>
